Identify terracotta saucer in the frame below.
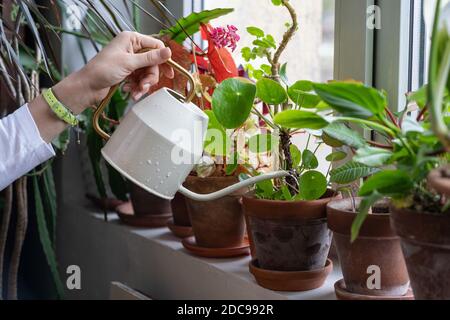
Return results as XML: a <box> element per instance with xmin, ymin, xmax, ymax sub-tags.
<box><xmin>167</xmin><ymin>218</ymin><xmax>194</xmax><ymax>238</ymax></box>
<box><xmin>115</xmin><ymin>202</ymin><xmax>171</xmax><ymax>228</ymax></box>
<box><xmin>334</xmin><ymin>279</ymin><xmax>415</xmax><ymax>300</ymax></box>
<box><xmin>249</xmin><ymin>259</ymin><xmax>333</xmax><ymax>292</ymax></box>
<box><xmin>182</xmin><ymin>236</ymin><xmax>250</xmax><ymax>258</ymax></box>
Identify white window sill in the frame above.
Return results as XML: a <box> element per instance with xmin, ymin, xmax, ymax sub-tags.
<box><xmin>57</xmin><ymin>203</ymin><xmax>342</xmax><ymax>300</ymax></box>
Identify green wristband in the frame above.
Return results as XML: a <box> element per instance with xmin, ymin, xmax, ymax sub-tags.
<box><xmin>43</xmin><ymin>88</ymin><xmax>79</xmax><ymax>127</ymax></box>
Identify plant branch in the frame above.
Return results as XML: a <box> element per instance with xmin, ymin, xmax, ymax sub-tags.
<box><xmin>271</xmin><ymin>0</ymin><xmax>298</xmax><ymax>79</ymax></box>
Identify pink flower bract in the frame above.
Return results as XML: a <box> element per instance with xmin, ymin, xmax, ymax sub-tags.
<box><xmin>209</xmin><ymin>25</ymin><xmax>240</xmax><ymax>52</ymax></box>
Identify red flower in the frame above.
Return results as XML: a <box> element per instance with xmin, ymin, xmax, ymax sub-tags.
<box><xmin>209</xmin><ymin>25</ymin><xmax>240</xmax><ymax>52</ymax></box>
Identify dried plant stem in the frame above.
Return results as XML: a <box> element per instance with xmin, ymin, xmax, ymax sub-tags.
<box><xmin>0</xmin><ymin>186</ymin><xmax>13</xmax><ymax>300</ymax></box>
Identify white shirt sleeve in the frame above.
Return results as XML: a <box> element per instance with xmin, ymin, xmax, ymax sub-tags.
<box><xmin>0</xmin><ymin>104</ymin><xmax>55</xmax><ymax>191</ymax></box>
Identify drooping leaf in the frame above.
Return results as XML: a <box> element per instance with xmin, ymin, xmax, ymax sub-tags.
<box><xmin>359</xmin><ymin>170</ymin><xmax>414</xmax><ymax>198</ymax></box>
<box><xmin>298</xmin><ymin>171</ymin><xmax>328</xmax><ymax>201</ymax></box>
<box><xmin>160</xmin><ymin>8</ymin><xmax>234</xmax><ymax>43</ymax></box>
<box><xmin>274</xmin><ymin>110</ymin><xmax>329</xmax><ymax>129</ymax></box>
<box><xmin>256</xmin><ymin>78</ymin><xmax>288</xmax><ymax>105</ymax></box>
<box><xmin>313</xmin><ymin>82</ymin><xmax>387</xmax><ymax>119</ymax></box>
<box><xmin>323</xmin><ymin>122</ymin><xmax>367</xmax><ymax>149</ymax></box>
<box><xmin>354</xmin><ymin>147</ymin><xmax>393</xmax><ymax>167</ymax></box>
<box><xmin>330</xmin><ymin>161</ymin><xmax>380</xmax><ymax>184</ymax></box>
<box><xmin>212</xmin><ymin>78</ymin><xmax>256</xmax><ymax>129</ymax></box>
<box><xmin>33</xmin><ymin>175</ymin><xmax>65</xmax><ymax>299</ymax></box>
<box><xmin>351</xmin><ymin>192</ymin><xmax>383</xmax><ymax>242</ymax></box>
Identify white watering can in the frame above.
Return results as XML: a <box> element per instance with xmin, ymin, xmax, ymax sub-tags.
<box><xmin>93</xmin><ymin>55</ymin><xmax>288</xmax><ymax>201</ymax></box>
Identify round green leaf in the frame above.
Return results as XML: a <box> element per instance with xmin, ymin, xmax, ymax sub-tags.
<box><xmin>298</xmin><ymin>171</ymin><xmax>328</xmax><ymax>201</ymax></box>
<box><xmin>288</xmin><ymin>81</ymin><xmax>320</xmax><ymax>108</ymax></box>
<box><xmin>212</xmin><ymin>78</ymin><xmax>256</xmax><ymax>129</ymax></box>
<box><xmin>290</xmin><ymin>144</ymin><xmax>301</xmax><ymax>167</ymax></box>
<box><xmin>326</xmin><ymin>151</ymin><xmax>347</xmax><ymax>162</ymax></box>
<box><xmin>302</xmin><ymin>150</ymin><xmax>319</xmax><ymax>169</ymax></box>
<box><xmin>274</xmin><ymin>110</ymin><xmax>329</xmax><ymax>129</ymax></box>
<box><xmin>256</xmin><ymin>78</ymin><xmax>288</xmax><ymax>105</ymax></box>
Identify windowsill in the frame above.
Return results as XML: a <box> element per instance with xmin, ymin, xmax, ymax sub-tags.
<box><xmin>58</xmin><ymin>202</ymin><xmax>342</xmax><ymax>300</ymax></box>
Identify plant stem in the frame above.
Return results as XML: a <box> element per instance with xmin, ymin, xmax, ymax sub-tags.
<box><xmin>271</xmin><ymin>0</ymin><xmax>298</xmax><ymax>81</ymax></box>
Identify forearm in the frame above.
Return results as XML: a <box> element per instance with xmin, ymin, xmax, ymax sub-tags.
<box><xmin>28</xmin><ymin>69</ymin><xmax>95</xmax><ymax>143</ymax></box>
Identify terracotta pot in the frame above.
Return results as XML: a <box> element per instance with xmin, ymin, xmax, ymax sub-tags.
<box><xmin>428</xmin><ymin>166</ymin><xmax>450</xmax><ymax>197</ymax></box>
<box><xmin>129</xmin><ymin>182</ymin><xmax>172</xmax><ymax>216</ymax></box>
<box><xmin>242</xmin><ymin>190</ymin><xmax>336</xmax><ymax>272</ymax></box>
<box><xmin>328</xmin><ymin>198</ymin><xmax>409</xmax><ymax>296</ymax></box>
<box><xmin>391</xmin><ymin>206</ymin><xmax>450</xmax><ymax>300</ymax></box>
<box><xmin>184</xmin><ymin>176</ymin><xmax>247</xmax><ymax>248</ymax></box>
<box><xmin>170</xmin><ymin>192</ymin><xmax>191</xmax><ymax>227</ymax></box>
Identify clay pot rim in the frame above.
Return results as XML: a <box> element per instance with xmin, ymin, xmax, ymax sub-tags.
<box><xmin>328</xmin><ymin>198</ymin><xmax>396</xmax><ymax>238</ymax></box>
<box><xmin>334</xmin><ymin>279</ymin><xmax>414</xmax><ymax>300</ymax></box>
<box><xmin>391</xmin><ymin>205</ymin><xmax>450</xmax><ymax>246</ymax></box>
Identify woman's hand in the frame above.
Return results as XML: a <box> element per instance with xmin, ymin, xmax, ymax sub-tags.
<box><xmin>29</xmin><ymin>32</ymin><xmax>173</xmax><ymax>143</ymax></box>
<box><xmin>53</xmin><ymin>32</ymin><xmax>174</xmax><ymax>114</ymax></box>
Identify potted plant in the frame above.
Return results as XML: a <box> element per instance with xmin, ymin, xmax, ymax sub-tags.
<box><xmin>311</xmin><ymin>1</ymin><xmax>450</xmax><ymax>299</ymax></box>
<box><xmin>211</xmin><ymin>0</ymin><xmax>343</xmax><ymax>291</ymax></box>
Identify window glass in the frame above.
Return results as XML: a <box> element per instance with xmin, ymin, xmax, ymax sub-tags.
<box><xmin>202</xmin><ymin>0</ymin><xmax>335</xmax><ymax>173</ymax></box>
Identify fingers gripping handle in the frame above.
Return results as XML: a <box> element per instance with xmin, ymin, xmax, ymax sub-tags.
<box><xmin>93</xmin><ymin>48</ymin><xmax>197</xmax><ymax>140</ymax></box>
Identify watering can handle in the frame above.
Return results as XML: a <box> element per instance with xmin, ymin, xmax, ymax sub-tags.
<box><xmin>93</xmin><ymin>49</ymin><xmax>197</xmax><ymax>140</ymax></box>
<box><xmin>178</xmin><ymin>171</ymin><xmax>290</xmax><ymax>202</ymax></box>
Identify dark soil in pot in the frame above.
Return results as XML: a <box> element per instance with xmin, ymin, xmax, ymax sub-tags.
<box><xmin>328</xmin><ymin>198</ymin><xmax>409</xmax><ymax>296</ymax></box>
<box><xmin>171</xmin><ymin>192</ymin><xmax>191</xmax><ymax>227</ymax></box>
<box><xmin>391</xmin><ymin>206</ymin><xmax>450</xmax><ymax>300</ymax></box>
<box><xmin>129</xmin><ymin>182</ymin><xmax>172</xmax><ymax>216</ymax></box>
<box><xmin>184</xmin><ymin>176</ymin><xmax>247</xmax><ymax>248</ymax></box>
<box><xmin>242</xmin><ymin>190</ymin><xmax>336</xmax><ymax>272</ymax></box>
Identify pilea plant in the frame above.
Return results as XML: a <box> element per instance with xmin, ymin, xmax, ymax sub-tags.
<box><xmin>211</xmin><ymin>0</ymin><xmax>359</xmax><ymax>201</ymax></box>
<box><xmin>305</xmin><ymin>1</ymin><xmax>450</xmax><ymax>241</ymax></box>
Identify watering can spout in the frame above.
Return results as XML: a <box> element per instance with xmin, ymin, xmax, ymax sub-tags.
<box><xmin>178</xmin><ymin>171</ymin><xmax>290</xmax><ymax>202</ymax></box>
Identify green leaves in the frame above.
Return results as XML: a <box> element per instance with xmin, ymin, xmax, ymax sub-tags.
<box><xmin>326</xmin><ymin>151</ymin><xmax>347</xmax><ymax>162</ymax></box>
<box><xmin>256</xmin><ymin>78</ymin><xmax>287</xmax><ymax>105</ymax></box>
<box><xmin>288</xmin><ymin>80</ymin><xmax>321</xmax><ymax>108</ymax></box>
<box><xmin>212</xmin><ymin>78</ymin><xmax>256</xmax><ymax>129</ymax></box>
<box><xmin>313</xmin><ymin>82</ymin><xmax>387</xmax><ymax>119</ymax></box>
<box><xmin>298</xmin><ymin>171</ymin><xmax>328</xmax><ymax>201</ymax></box>
<box><xmin>274</xmin><ymin>110</ymin><xmax>329</xmax><ymax>129</ymax></box>
<box><xmin>330</xmin><ymin>161</ymin><xmax>380</xmax><ymax>184</ymax></box>
<box><xmin>272</xmin><ymin>0</ymin><xmax>282</xmax><ymax>5</ymax></box>
<box><xmin>302</xmin><ymin>150</ymin><xmax>319</xmax><ymax>169</ymax></box>
<box><xmin>359</xmin><ymin>170</ymin><xmax>414</xmax><ymax>198</ymax></box>
<box><xmin>160</xmin><ymin>8</ymin><xmax>234</xmax><ymax>43</ymax></box>
<box><xmin>204</xmin><ymin>110</ymin><xmax>230</xmax><ymax>156</ymax></box>
<box><xmin>247</xmin><ymin>26</ymin><xmax>265</xmax><ymax>37</ymax></box>
<box><xmin>354</xmin><ymin>147</ymin><xmax>393</xmax><ymax>167</ymax></box>
<box><xmin>351</xmin><ymin>192</ymin><xmax>383</xmax><ymax>242</ymax></box>
<box><xmin>290</xmin><ymin>144</ymin><xmax>302</xmax><ymax>167</ymax></box>
<box><xmin>323</xmin><ymin>122</ymin><xmax>366</xmax><ymax>149</ymax></box>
